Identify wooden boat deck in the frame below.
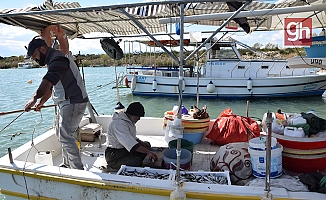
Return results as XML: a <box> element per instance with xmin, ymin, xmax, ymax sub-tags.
<box><xmin>52</xmin><ymin>135</ymin><xmax>220</xmax><ymax>173</ymax></box>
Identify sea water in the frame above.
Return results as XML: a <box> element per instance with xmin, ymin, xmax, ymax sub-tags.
<box><xmin>1</xmin><ymin>67</ymin><xmax>326</xmax><ymax>199</ymax></box>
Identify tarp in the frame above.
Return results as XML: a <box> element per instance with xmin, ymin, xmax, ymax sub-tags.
<box><xmin>0</xmin><ymin>0</ymin><xmax>325</xmax><ymax>39</ymax></box>
<box><xmin>207</xmin><ymin>108</ymin><xmax>260</xmax><ymax>146</ymax></box>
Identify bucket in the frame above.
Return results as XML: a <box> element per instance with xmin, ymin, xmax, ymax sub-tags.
<box><xmin>183</xmin><ymin>132</ymin><xmax>205</xmax><ymax>145</ymax></box>
<box><xmin>248</xmin><ymin>143</ymin><xmax>283</xmax><ymax>178</ymax></box>
<box><xmin>162</xmin><ymin>148</ymin><xmax>192</xmax><ymax>170</ymax></box>
<box><xmin>35</xmin><ymin>151</ymin><xmax>53</xmax><ymax>166</ymax></box>
<box><xmin>249</xmin><ymin>136</ymin><xmax>277</xmax><ymax>151</ymax></box>
<box><xmin>168</xmin><ymin>139</ymin><xmax>194</xmax><ymax>154</ymax></box>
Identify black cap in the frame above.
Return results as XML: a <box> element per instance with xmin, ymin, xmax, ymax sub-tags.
<box><xmin>126</xmin><ymin>102</ymin><xmax>145</xmax><ymax>117</ymax></box>
<box><xmin>25</xmin><ymin>37</ymin><xmax>47</xmax><ymax>58</ymax></box>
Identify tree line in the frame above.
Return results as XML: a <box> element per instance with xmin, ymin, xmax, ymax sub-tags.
<box><xmin>0</xmin><ymin>43</ymin><xmax>305</xmax><ymax>69</ymax></box>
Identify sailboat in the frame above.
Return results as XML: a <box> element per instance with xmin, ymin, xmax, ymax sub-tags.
<box><xmin>0</xmin><ymin>0</ymin><xmax>325</xmax><ymax>199</ymax></box>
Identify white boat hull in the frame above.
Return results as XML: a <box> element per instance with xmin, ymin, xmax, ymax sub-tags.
<box><xmin>17</xmin><ymin>61</ymin><xmax>34</xmax><ymax>69</ymax></box>
<box><xmin>126</xmin><ymin>74</ymin><xmax>326</xmax><ymax>98</ymax></box>
<box><xmin>17</xmin><ymin>65</ymin><xmax>32</xmax><ymax>69</ymax></box>
<box><xmin>0</xmin><ymin>115</ymin><xmax>325</xmax><ymax>200</ymax></box>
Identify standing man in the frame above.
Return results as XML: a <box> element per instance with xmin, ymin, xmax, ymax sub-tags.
<box><xmin>105</xmin><ymin>102</ymin><xmax>158</xmax><ymax>171</ymax></box>
<box><xmin>24</xmin><ymin>37</ymin><xmax>88</xmax><ymax>170</ymax></box>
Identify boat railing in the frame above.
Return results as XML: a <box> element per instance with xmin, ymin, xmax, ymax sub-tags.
<box><xmin>230</xmin><ymin>61</ymin><xmax>241</xmax><ymax>78</ymax></box>
<box><xmin>279</xmin><ymin>62</ymin><xmax>287</xmax><ymax>77</ymax></box>
<box><xmin>243</xmin><ymin>60</ymin><xmax>252</xmax><ymax>78</ymax></box>
<box><xmin>127</xmin><ymin>66</ymin><xmax>179</xmax><ymax>71</ymax></box>
<box><xmin>255</xmin><ymin>60</ymin><xmax>265</xmax><ymax>78</ymax></box>
<box><xmin>127</xmin><ymin>66</ymin><xmax>181</xmax><ymax>77</ymax></box>
<box><xmin>266</xmin><ymin>61</ymin><xmax>277</xmax><ymax>77</ymax></box>
<box><xmin>228</xmin><ymin>37</ymin><xmax>268</xmax><ymax>59</ymax></box>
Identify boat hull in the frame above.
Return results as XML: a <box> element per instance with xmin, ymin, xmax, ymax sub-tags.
<box><xmin>1</xmin><ymin>116</ymin><xmax>325</xmax><ymax>199</ymax></box>
<box><xmin>287</xmin><ymin>57</ymin><xmax>326</xmax><ymax>68</ymax></box>
<box><xmin>126</xmin><ymin>74</ymin><xmax>326</xmax><ymax>98</ymax></box>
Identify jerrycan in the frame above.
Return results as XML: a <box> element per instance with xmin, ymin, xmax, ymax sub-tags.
<box><xmin>284</xmin><ymin>127</ymin><xmax>305</xmax><ymax>138</ymax></box>
<box><xmin>35</xmin><ymin>151</ymin><xmax>54</xmax><ymax>166</ymax></box>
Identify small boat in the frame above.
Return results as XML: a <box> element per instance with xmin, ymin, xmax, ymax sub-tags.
<box><xmin>17</xmin><ymin>61</ymin><xmax>33</xmax><ymax>69</ymax></box>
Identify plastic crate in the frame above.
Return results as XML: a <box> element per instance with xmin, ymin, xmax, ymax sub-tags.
<box><xmin>79</xmin><ymin>123</ymin><xmax>102</xmax><ymax>142</ymax></box>
<box><xmin>117</xmin><ymin>165</ymin><xmax>174</xmax><ymax>180</ymax></box>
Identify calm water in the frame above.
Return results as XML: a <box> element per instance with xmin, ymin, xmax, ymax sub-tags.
<box><xmin>1</xmin><ymin>67</ymin><xmax>326</xmax><ymax>199</ymax></box>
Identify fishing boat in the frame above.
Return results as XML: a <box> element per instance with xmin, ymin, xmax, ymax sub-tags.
<box><xmin>0</xmin><ymin>0</ymin><xmax>326</xmax><ymax>199</ymax></box>
<box><xmin>126</xmin><ymin>36</ymin><xmax>326</xmax><ymax>98</ymax></box>
<box><xmin>17</xmin><ymin>60</ymin><xmax>34</xmax><ymax>69</ymax></box>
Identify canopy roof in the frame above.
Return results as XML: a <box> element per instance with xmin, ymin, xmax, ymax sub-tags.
<box><xmin>0</xmin><ymin>0</ymin><xmax>325</xmax><ymax>39</ymax></box>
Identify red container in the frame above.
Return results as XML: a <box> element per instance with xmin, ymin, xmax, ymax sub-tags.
<box><xmin>282</xmin><ymin>153</ymin><xmax>326</xmax><ymax>173</ymax></box>
<box><xmin>272</xmin><ymin>133</ymin><xmax>326</xmax><ymax>150</ymax></box>
<box><xmin>273</xmin><ymin>133</ymin><xmax>326</xmax><ymax>173</ymax></box>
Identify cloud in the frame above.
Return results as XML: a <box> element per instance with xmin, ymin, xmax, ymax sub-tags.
<box><xmin>0</xmin><ymin>21</ymin><xmax>286</xmax><ymax>57</ymax></box>
<box><xmin>0</xmin><ymin>24</ymin><xmax>37</xmax><ymax>56</ymax></box>
<box><xmin>0</xmin><ymin>24</ymin><xmax>105</xmax><ymax>57</ymax></box>
<box><xmin>69</xmin><ymin>38</ymin><xmax>103</xmax><ymax>55</ymax></box>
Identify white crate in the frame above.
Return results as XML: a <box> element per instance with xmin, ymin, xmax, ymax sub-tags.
<box><xmin>117</xmin><ymin>165</ymin><xmax>174</xmax><ymax>180</ymax></box>
<box><xmin>173</xmin><ymin>170</ymin><xmax>231</xmax><ymax>186</ymax></box>
<box><xmin>79</xmin><ymin>123</ymin><xmax>102</xmax><ymax>142</ymax></box>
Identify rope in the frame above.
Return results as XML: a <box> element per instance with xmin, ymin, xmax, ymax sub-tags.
<box><xmin>114</xmin><ymin>60</ymin><xmax>121</xmax><ymax>103</ymax></box>
<box><xmin>0</xmin><ymin>111</ymin><xmax>25</xmax><ymax>133</ymax></box>
<box><xmin>87</xmin><ymin>79</ymin><xmax>117</xmax><ymax>94</ymax></box>
<box><xmin>22</xmin><ymin>111</ymin><xmax>43</xmax><ymax>200</ymax></box>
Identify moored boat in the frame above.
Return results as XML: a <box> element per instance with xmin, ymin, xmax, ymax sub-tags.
<box><xmin>17</xmin><ymin>60</ymin><xmax>34</xmax><ymax>69</ymax></box>
<box><xmin>126</xmin><ymin>37</ymin><xmax>326</xmax><ymax>98</ymax></box>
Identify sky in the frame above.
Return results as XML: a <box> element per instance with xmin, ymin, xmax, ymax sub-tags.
<box><xmin>0</xmin><ymin>0</ymin><xmax>286</xmax><ymax>57</ymax></box>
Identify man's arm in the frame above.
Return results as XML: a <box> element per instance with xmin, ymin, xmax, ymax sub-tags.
<box><xmin>24</xmin><ymin>79</ymin><xmax>53</xmax><ymax>111</ymax></box>
<box><xmin>34</xmin><ymin>88</ymin><xmax>52</xmax><ymax>111</ymax></box>
<box><xmin>135</xmin><ymin>145</ymin><xmax>158</xmax><ymax>161</ymax></box>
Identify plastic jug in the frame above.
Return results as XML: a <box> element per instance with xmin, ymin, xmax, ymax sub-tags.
<box><xmin>172</xmin><ymin>104</ymin><xmax>179</xmax><ymax>115</ymax></box>
<box><xmin>181</xmin><ymin>105</ymin><xmax>188</xmax><ymax>115</ymax></box>
<box><xmin>35</xmin><ymin>151</ymin><xmax>53</xmax><ymax>166</ymax></box>
<box><xmin>287</xmin><ymin>116</ymin><xmax>306</xmax><ymax>125</ymax></box>
<box><xmin>284</xmin><ymin>127</ymin><xmax>305</xmax><ymax>137</ymax></box>
<box><xmin>307</xmin><ymin>109</ymin><xmax>317</xmax><ymax>116</ymax></box>
<box><xmin>265</xmin><ymin>118</ymin><xmax>284</xmax><ymax>134</ymax></box>
<box><xmin>188</xmin><ymin>106</ymin><xmax>195</xmax><ymax>117</ymax></box>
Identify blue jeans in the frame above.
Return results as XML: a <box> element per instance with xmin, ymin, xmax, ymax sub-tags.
<box><xmin>56</xmin><ymin>102</ymin><xmax>87</xmax><ymax>169</ymax></box>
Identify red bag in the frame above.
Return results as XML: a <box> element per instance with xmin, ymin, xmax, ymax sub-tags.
<box><xmin>207</xmin><ymin>108</ymin><xmax>260</xmax><ymax>146</ymax></box>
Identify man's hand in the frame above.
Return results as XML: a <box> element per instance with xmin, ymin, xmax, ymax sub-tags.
<box><xmin>34</xmin><ymin>102</ymin><xmax>44</xmax><ymax>111</ymax></box>
<box><xmin>24</xmin><ymin>97</ymin><xmax>37</xmax><ymax>112</ymax></box>
<box><xmin>148</xmin><ymin>151</ymin><xmax>158</xmax><ymax>161</ymax></box>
